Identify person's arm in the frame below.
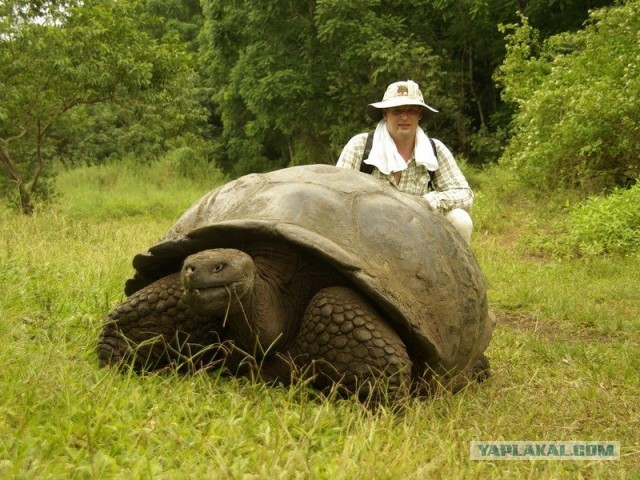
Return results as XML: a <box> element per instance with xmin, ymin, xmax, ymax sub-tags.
<box><xmin>422</xmin><ymin>140</ymin><xmax>474</xmax><ymax>213</ymax></box>
<box><xmin>336</xmin><ymin>133</ymin><xmax>368</xmax><ymax>169</ymax></box>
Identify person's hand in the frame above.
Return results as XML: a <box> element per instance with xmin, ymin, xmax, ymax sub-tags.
<box><xmin>421</xmin><ymin>195</ymin><xmax>435</xmax><ymax>212</ymax></box>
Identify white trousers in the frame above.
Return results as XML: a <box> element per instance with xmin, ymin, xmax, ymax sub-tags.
<box><xmin>445</xmin><ymin>208</ymin><xmax>473</xmax><ymax>244</ymax></box>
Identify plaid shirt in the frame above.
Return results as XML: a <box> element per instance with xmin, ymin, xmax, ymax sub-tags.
<box><xmin>336</xmin><ymin>132</ymin><xmax>473</xmax><ymax>213</ymax></box>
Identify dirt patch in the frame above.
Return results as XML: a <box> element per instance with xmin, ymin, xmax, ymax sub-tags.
<box><xmin>492</xmin><ymin>310</ymin><xmax>556</xmax><ymax>337</ymax></box>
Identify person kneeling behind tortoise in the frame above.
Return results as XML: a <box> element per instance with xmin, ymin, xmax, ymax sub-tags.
<box><xmin>337</xmin><ymin>80</ymin><xmax>474</xmax><ymax>244</ymax></box>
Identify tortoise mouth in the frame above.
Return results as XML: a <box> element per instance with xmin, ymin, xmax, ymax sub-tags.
<box><xmin>183</xmin><ymin>285</ymin><xmax>228</xmax><ymax>301</ymax></box>
<box><xmin>182</xmin><ymin>282</ymin><xmax>247</xmax><ymax>314</ymax></box>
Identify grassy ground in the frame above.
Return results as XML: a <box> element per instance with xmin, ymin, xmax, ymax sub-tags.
<box><xmin>1</xmin><ymin>161</ymin><xmax>638</xmax><ymax>478</ymax></box>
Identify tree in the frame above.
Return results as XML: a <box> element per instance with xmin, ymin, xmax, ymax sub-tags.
<box><xmin>146</xmin><ymin>0</ymin><xmax>203</xmax><ymax>47</ymax></box>
<box><xmin>199</xmin><ymin>0</ymin><xmax>455</xmax><ymax>176</ymax></box>
<box><xmin>420</xmin><ymin>0</ymin><xmax>616</xmax><ymax>160</ymax></box>
<box><xmin>198</xmin><ymin>0</ymin><xmax>619</xmax><ymax>177</ymax></box>
<box><xmin>0</xmin><ymin>0</ymin><xmax>199</xmax><ymax>213</ymax></box>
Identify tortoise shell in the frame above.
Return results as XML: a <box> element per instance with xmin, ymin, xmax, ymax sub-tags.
<box><xmin>124</xmin><ymin>164</ymin><xmax>493</xmax><ymax>373</ymax></box>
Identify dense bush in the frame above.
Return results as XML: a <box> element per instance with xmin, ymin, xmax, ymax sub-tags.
<box><xmin>497</xmin><ymin>1</ymin><xmax>640</xmax><ymax>190</ymax></box>
<box><xmin>533</xmin><ymin>183</ymin><xmax>640</xmax><ymax>257</ymax></box>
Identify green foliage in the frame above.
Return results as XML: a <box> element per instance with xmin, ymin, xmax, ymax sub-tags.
<box><xmin>199</xmin><ymin>0</ymin><xmax>320</xmax><ymax>175</ymax></box>
<box><xmin>146</xmin><ymin>0</ymin><xmax>203</xmax><ymax>47</ymax></box>
<box><xmin>497</xmin><ymin>1</ymin><xmax>640</xmax><ymax>190</ymax></box>
<box><xmin>313</xmin><ymin>0</ymin><xmax>450</xmax><ymax>142</ymax></box>
<box><xmin>532</xmin><ymin>183</ymin><xmax>640</xmax><ymax>258</ymax></box>
<box><xmin>3</xmin><ymin>0</ymin><xmax>621</xmax><ymax>194</ymax></box>
<box><xmin>522</xmin><ymin>0</ymin><xmax>615</xmax><ymax>36</ymax></box>
<box><xmin>198</xmin><ymin>0</ymin><xmax>617</xmax><ymax>175</ymax></box>
<box><xmin>53</xmin><ymin>67</ymin><xmax>209</xmax><ymax>165</ymax></box>
<box><xmin>0</xmin><ymin>0</ymin><xmax>205</xmax><ymax>212</ymax></box>
<box><xmin>199</xmin><ymin>0</ymin><xmax>463</xmax><ymax>176</ymax></box>
<box><xmin>470</xmin><ymin>161</ymin><xmax>640</xmax><ymax>259</ymax></box>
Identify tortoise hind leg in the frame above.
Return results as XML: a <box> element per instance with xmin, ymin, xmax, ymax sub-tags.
<box><xmin>288</xmin><ymin>286</ymin><xmax>412</xmax><ymax>402</ymax></box>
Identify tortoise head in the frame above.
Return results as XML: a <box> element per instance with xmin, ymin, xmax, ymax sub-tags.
<box><xmin>180</xmin><ymin>248</ymin><xmax>256</xmax><ymax>317</ymax></box>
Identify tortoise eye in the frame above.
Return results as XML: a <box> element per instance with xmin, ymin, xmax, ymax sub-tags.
<box><xmin>213</xmin><ymin>263</ymin><xmax>224</xmax><ymax>273</ymax></box>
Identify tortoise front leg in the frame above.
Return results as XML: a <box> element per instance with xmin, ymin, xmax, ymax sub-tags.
<box><xmin>98</xmin><ymin>273</ymin><xmax>227</xmax><ymax>372</ymax></box>
<box><xmin>289</xmin><ymin>286</ymin><xmax>412</xmax><ymax>402</ymax></box>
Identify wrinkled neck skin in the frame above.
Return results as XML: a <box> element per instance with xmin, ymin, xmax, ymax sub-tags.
<box><xmin>208</xmin><ymin>268</ymin><xmax>292</xmax><ymax>357</ymax></box>
<box><xmin>227</xmin><ymin>245</ymin><xmax>346</xmax><ymax>356</ymax></box>
<box><xmin>236</xmin><ymin>246</ymin><xmax>312</xmax><ymax>355</ymax></box>
<box><xmin>239</xmin><ymin>272</ymin><xmax>292</xmax><ymax>356</ymax></box>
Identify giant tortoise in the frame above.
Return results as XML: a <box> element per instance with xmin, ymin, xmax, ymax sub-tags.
<box><xmin>98</xmin><ymin>164</ymin><xmax>494</xmax><ymax>400</ymax></box>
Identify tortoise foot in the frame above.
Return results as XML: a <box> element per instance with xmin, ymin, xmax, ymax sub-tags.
<box><xmin>471</xmin><ymin>354</ymin><xmax>491</xmax><ymax>383</ymax></box>
<box><xmin>98</xmin><ymin>273</ymin><xmax>225</xmax><ymax>371</ymax></box>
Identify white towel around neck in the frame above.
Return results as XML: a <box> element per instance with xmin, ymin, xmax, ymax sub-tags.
<box><xmin>364</xmin><ymin>120</ymin><xmax>439</xmax><ymax>175</ymax></box>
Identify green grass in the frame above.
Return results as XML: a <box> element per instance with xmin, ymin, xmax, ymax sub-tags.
<box><xmin>53</xmin><ymin>155</ymin><xmax>228</xmax><ymax>220</ymax></box>
<box><xmin>1</xmin><ymin>161</ymin><xmax>638</xmax><ymax>478</ymax></box>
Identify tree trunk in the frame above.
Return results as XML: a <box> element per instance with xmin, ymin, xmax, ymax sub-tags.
<box><xmin>468</xmin><ymin>46</ymin><xmax>486</xmax><ymax>129</ymax></box>
<box><xmin>18</xmin><ymin>183</ymin><xmax>34</xmax><ymax>215</ymax></box>
<box><xmin>0</xmin><ymin>133</ymin><xmax>35</xmax><ymax>215</ymax></box>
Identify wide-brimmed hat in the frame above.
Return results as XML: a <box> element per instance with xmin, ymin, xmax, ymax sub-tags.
<box><xmin>366</xmin><ymin>80</ymin><xmax>438</xmax><ymax>122</ymax></box>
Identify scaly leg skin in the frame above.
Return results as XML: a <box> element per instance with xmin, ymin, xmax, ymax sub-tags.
<box><xmin>289</xmin><ymin>286</ymin><xmax>412</xmax><ymax>402</ymax></box>
<box><xmin>97</xmin><ymin>273</ymin><xmax>227</xmax><ymax>372</ymax></box>
<box><xmin>472</xmin><ymin>354</ymin><xmax>491</xmax><ymax>382</ymax></box>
